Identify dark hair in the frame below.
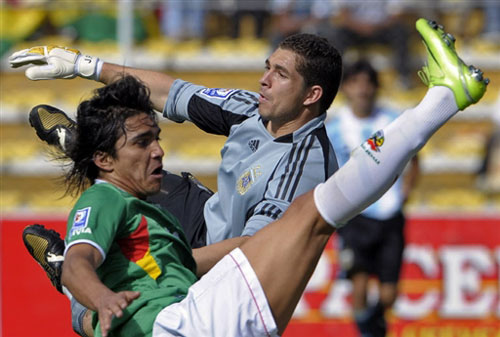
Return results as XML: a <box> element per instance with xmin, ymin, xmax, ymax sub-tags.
<box><xmin>65</xmin><ymin>75</ymin><xmax>157</xmax><ymax>196</ymax></box>
<box><xmin>342</xmin><ymin>59</ymin><xmax>379</xmax><ymax>87</ymax></box>
<box><xmin>278</xmin><ymin>33</ymin><xmax>342</xmax><ymax>113</ymax></box>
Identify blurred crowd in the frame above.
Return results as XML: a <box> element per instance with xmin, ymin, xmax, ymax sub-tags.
<box><xmin>2</xmin><ymin>0</ymin><xmax>500</xmax><ymax>89</ymax></box>
<box><xmin>1</xmin><ymin>0</ymin><xmax>500</xmax><ymax>214</ymax></box>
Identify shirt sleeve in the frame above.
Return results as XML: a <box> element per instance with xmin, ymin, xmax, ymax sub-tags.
<box><xmin>243</xmin><ymin>134</ymin><xmax>336</xmax><ymax>236</ymax></box>
<box><xmin>163</xmin><ymin>79</ymin><xmax>260</xmax><ymax>136</ymax></box>
<box><xmin>64</xmin><ymin>186</ymin><xmax>126</xmax><ymax>261</ymax></box>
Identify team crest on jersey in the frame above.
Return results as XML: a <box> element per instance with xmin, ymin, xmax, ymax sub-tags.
<box><xmin>70</xmin><ymin>207</ymin><xmax>92</xmax><ymax>237</ymax></box>
<box><xmin>366</xmin><ymin>130</ymin><xmax>385</xmax><ymax>152</ymax></box>
<box><xmin>200</xmin><ymin>88</ymin><xmax>236</xmax><ymax>99</ymax></box>
<box><xmin>237</xmin><ymin>166</ymin><xmax>262</xmax><ymax>195</ymax></box>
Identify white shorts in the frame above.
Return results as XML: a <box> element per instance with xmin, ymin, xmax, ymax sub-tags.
<box><xmin>153</xmin><ymin>248</ymin><xmax>279</xmax><ymax>337</ymax></box>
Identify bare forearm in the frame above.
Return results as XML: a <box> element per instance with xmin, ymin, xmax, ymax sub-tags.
<box><xmin>62</xmin><ymin>246</ymin><xmax>140</xmax><ymax>337</ymax></box>
<box><xmin>61</xmin><ymin>254</ymin><xmax>113</xmax><ymax>312</ymax></box>
<box><xmin>193</xmin><ymin>236</ymin><xmax>250</xmax><ymax>277</ymax></box>
<box><xmin>99</xmin><ymin>63</ymin><xmax>175</xmax><ymax>112</ymax></box>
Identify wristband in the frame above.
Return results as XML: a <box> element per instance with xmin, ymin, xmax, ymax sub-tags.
<box><xmin>76</xmin><ymin>54</ymin><xmax>103</xmax><ymax>81</ymax></box>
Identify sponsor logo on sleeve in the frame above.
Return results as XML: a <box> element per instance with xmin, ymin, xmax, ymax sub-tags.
<box><xmin>70</xmin><ymin>207</ymin><xmax>92</xmax><ymax>237</ymax></box>
<box><xmin>360</xmin><ymin>130</ymin><xmax>385</xmax><ymax>165</ymax></box>
<box><xmin>367</xmin><ymin>130</ymin><xmax>385</xmax><ymax>152</ymax></box>
<box><xmin>200</xmin><ymin>88</ymin><xmax>236</xmax><ymax>99</ymax></box>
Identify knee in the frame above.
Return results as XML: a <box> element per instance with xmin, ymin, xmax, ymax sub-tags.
<box><xmin>379</xmin><ymin>286</ymin><xmax>398</xmax><ymax>308</ymax></box>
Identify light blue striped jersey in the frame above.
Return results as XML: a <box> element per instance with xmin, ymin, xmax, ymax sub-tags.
<box><xmin>326</xmin><ymin>105</ymin><xmax>404</xmax><ymax>220</ymax></box>
<box><xmin>164</xmin><ymin>80</ymin><xmax>338</xmax><ymax>244</ymax></box>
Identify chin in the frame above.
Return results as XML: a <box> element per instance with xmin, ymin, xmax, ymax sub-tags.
<box><xmin>258</xmin><ymin>106</ymin><xmax>269</xmax><ymax>116</ymax></box>
<box><xmin>150</xmin><ymin>186</ymin><xmax>161</xmax><ymax>196</ymax></box>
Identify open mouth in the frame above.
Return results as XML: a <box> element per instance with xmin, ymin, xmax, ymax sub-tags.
<box><xmin>151</xmin><ymin>166</ymin><xmax>163</xmax><ymax>177</ymax></box>
<box><xmin>259</xmin><ymin>91</ymin><xmax>269</xmax><ymax>103</ymax></box>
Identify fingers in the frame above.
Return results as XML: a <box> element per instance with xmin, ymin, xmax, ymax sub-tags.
<box><xmin>98</xmin><ymin>304</ymin><xmax>124</xmax><ymax>337</ymax></box>
<box><xmin>25</xmin><ymin>65</ymin><xmax>57</xmax><ymax>81</ymax></box>
<box><xmin>9</xmin><ymin>49</ymin><xmax>47</xmax><ymax>68</ymax></box>
<box><xmin>8</xmin><ymin>48</ymin><xmax>29</xmax><ymax>67</ymax></box>
<box><xmin>111</xmin><ymin>291</ymin><xmax>140</xmax><ymax>311</ymax></box>
<box><xmin>8</xmin><ymin>48</ymin><xmax>30</xmax><ymax>59</ymax></box>
<box><xmin>98</xmin><ymin>291</ymin><xmax>140</xmax><ymax>336</ymax></box>
<box><xmin>100</xmin><ymin>311</ymin><xmax>112</xmax><ymax>337</ymax></box>
<box><xmin>8</xmin><ymin>46</ymin><xmax>74</xmax><ymax>69</ymax></box>
<box><xmin>9</xmin><ymin>54</ymin><xmax>46</xmax><ymax>68</ymax></box>
<box><xmin>125</xmin><ymin>291</ymin><xmax>141</xmax><ymax>302</ymax></box>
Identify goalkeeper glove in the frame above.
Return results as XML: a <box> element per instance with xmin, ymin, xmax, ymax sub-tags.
<box><xmin>8</xmin><ymin>46</ymin><xmax>103</xmax><ymax>81</ymax></box>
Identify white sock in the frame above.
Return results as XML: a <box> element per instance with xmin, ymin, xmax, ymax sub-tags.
<box><xmin>314</xmin><ymin>86</ymin><xmax>458</xmax><ymax>227</ymax></box>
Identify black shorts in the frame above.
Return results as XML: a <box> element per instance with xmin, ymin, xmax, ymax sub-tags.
<box><xmin>337</xmin><ymin>212</ymin><xmax>405</xmax><ymax>284</ymax></box>
<box><xmin>147</xmin><ymin>171</ymin><xmax>213</xmax><ymax>249</ymax></box>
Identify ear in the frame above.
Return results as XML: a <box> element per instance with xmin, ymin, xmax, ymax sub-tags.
<box><xmin>93</xmin><ymin>151</ymin><xmax>114</xmax><ymax>172</ymax></box>
<box><xmin>303</xmin><ymin>85</ymin><xmax>323</xmax><ymax>107</ymax></box>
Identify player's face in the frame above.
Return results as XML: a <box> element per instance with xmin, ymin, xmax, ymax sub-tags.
<box><xmin>106</xmin><ymin>113</ymin><xmax>164</xmax><ymax>199</ymax></box>
<box><xmin>342</xmin><ymin>72</ymin><xmax>377</xmax><ymax>117</ymax></box>
<box><xmin>258</xmin><ymin>48</ymin><xmax>308</xmax><ymax>124</ymax></box>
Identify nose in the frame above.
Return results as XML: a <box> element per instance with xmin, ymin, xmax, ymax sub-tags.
<box><xmin>259</xmin><ymin>70</ymin><xmax>271</xmax><ymax>88</ymax></box>
<box><xmin>151</xmin><ymin>140</ymin><xmax>164</xmax><ymax>160</ymax></box>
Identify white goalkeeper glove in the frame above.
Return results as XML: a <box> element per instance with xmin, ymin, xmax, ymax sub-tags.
<box><xmin>8</xmin><ymin>46</ymin><xmax>103</xmax><ymax>81</ymax></box>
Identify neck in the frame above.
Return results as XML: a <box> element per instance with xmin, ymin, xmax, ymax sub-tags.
<box><xmin>266</xmin><ymin>109</ymin><xmax>319</xmax><ymax>138</ymax></box>
<box><xmin>98</xmin><ymin>176</ymin><xmax>146</xmax><ymax>200</ymax></box>
<box><xmin>352</xmin><ymin>105</ymin><xmax>373</xmax><ymax>119</ymax></box>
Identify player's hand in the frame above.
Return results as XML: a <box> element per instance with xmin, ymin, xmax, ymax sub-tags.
<box><xmin>8</xmin><ymin>46</ymin><xmax>102</xmax><ymax>81</ymax></box>
<box><xmin>96</xmin><ymin>290</ymin><xmax>141</xmax><ymax>337</ymax></box>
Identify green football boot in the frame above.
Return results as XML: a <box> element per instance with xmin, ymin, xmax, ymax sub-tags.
<box><xmin>416</xmin><ymin>18</ymin><xmax>489</xmax><ymax>110</ymax></box>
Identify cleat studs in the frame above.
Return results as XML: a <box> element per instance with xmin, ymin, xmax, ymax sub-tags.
<box><xmin>438</xmin><ymin>24</ymin><xmax>444</xmax><ymax>30</ymax></box>
<box><xmin>485</xmin><ymin>78</ymin><xmax>490</xmax><ymax>85</ymax></box>
<box><xmin>429</xmin><ymin>20</ymin><xmax>438</xmax><ymax>29</ymax></box>
<box><xmin>472</xmin><ymin>72</ymin><xmax>483</xmax><ymax>82</ymax></box>
<box><xmin>469</xmin><ymin>65</ymin><xmax>485</xmax><ymax>82</ymax></box>
<box><xmin>446</xmin><ymin>33</ymin><xmax>456</xmax><ymax>42</ymax></box>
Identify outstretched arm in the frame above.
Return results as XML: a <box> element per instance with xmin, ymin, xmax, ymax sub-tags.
<box><xmin>99</xmin><ymin>63</ymin><xmax>175</xmax><ymax>112</ymax></box>
<box><xmin>9</xmin><ymin>46</ymin><xmax>176</xmax><ymax>112</ymax></box>
<box><xmin>62</xmin><ymin>244</ymin><xmax>140</xmax><ymax>337</ymax></box>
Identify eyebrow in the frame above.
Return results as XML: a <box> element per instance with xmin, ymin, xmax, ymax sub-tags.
<box><xmin>129</xmin><ymin>127</ymin><xmax>161</xmax><ymax>142</ymax></box>
<box><xmin>265</xmin><ymin>58</ymin><xmax>290</xmax><ymax>76</ymax></box>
